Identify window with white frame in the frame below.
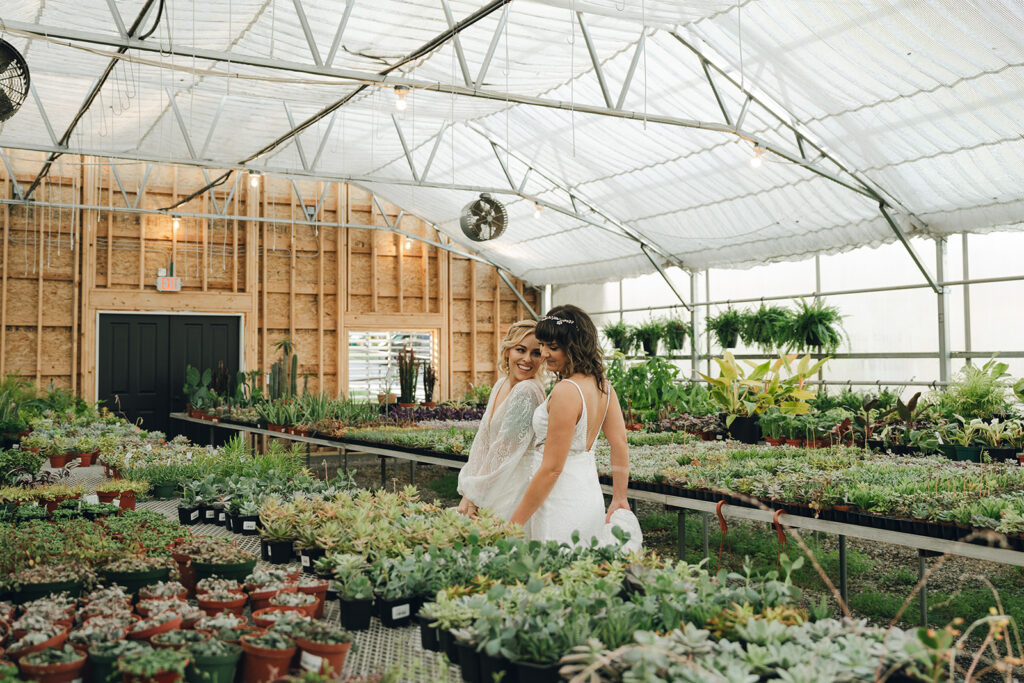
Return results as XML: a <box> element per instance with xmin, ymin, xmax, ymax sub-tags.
<box><xmin>347</xmin><ymin>330</ymin><xmax>437</xmax><ymax>401</ymax></box>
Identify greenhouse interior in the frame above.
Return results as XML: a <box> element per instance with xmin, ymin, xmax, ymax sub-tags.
<box><xmin>0</xmin><ymin>0</ymin><xmax>1023</xmax><ymax>681</ymax></box>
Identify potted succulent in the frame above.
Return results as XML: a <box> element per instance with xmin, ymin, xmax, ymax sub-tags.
<box><xmin>139</xmin><ymin>582</ymin><xmax>188</xmax><ymax>603</ymax></box>
<box><xmin>117</xmin><ymin>646</ymin><xmax>190</xmax><ymax>683</ymax></box>
<box><xmin>177</xmin><ymin>486</ymin><xmax>200</xmax><ymax>526</ymax></box>
<box><xmin>269</xmin><ymin>591</ymin><xmax>317</xmax><ymax>618</ymax></box>
<box><xmin>397</xmin><ymin>347</ymin><xmax>419</xmax><ymax>407</ymax></box>
<box><xmin>128</xmin><ymin>612</ymin><xmax>182</xmax><ymax>643</ymax></box>
<box><xmin>6</xmin><ymin>625</ymin><xmax>69</xmax><ymax>662</ymax></box>
<box><xmin>239</xmin><ymin>631</ymin><xmax>296</xmax><ymax>683</ymax></box>
<box><xmin>258</xmin><ymin>499</ymin><xmax>296</xmax><ymax>564</ymax></box>
<box><xmin>8</xmin><ymin>565</ymin><xmax>89</xmax><ymax>603</ymax></box>
<box><xmin>421</xmin><ymin>362</ymin><xmax>437</xmax><ymax>407</ymax></box>
<box><xmin>95</xmin><ymin>479</ymin><xmax>151</xmax><ymax>510</ymax></box>
<box><xmin>331</xmin><ymin>554</ymin><xmax>375</xmax><ymax>631</ymax></box>
<box><xmin>19</xmin><ymin>644</ymin><xmax>88</xmax><ymax>683</ymax></box>
<box><xmin>69</xmin><ymin>621</ymin><xmax>128</xmax><ymax>652</ymax></box>
<box><xmin>196</xmin><ymin>588</ymin><xmax>247</xmax><ymax>617</ymax></box>
<box><xmin>189</xmin><ymin>545</ymin><xmax>257</xmax><ymax>583</ymax></box>
<box><xmin>101</xmin><ymin>556</ymin><xmax>173</xmax><ymax>597</ymax></box>
<box><xmin>151</xmin><ymin>629</ymin><xmax>208</xmax><ymax>650</ymax></box>
<box><xmin>88</xmin><ymin>640</ymin><xmax>150</xmax><ymax>683</ymax></box>
<box><xmin>195</xmin><ymin>578</ymin><xmax>243</xmax><ymax>596</ymax></box>
<box><xmin>291</xmin><ymin>621</ymin><xmax>353</xmax><ymax>677</ymax></box>
<box><xmin>294</xmin><ymin>577</ymin><xmax>330</xmax><ymax>619</ymax></box>
<box><xmin>184</xmin><ymin>638</ymin><xmax>241</xmax><ymax>683</ymax></box>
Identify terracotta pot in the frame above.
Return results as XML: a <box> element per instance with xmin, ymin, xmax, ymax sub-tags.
<box><xmin>240</xmin><ymin>635</ymin><xmax>296</xmax><ymax>683</ymax></box>
<box><xmin>197</xmin><ymin>594</ymin><xmax>247</xmax><ymax>617</ymax></box>
<box><xmin>296</xmin><ymin>582</ymin><xmax>329</xmax><ymax>619</ymax></box>
<box><xmin>138</xmin><ymin>589</ymin><xmax>189</xmax><ymax>603</ymax></box>
<box><xmin>118</xmin><ymin>654</ymin><xmax>189</xmax><ymax>683</ymax></box>
<box><xmin>48</xmin><ymin>452</ymin><xmax>71</xmax><ymax>468</ymax></box>
<box><xmin>128</xmin><ymin>616</ymin><xmax>182</xmax><ymax>643</ymax></box>
<box><xmin>78</xmin><ymin>452</ymin><xmax>96</xmax><ymax>466</ymax></box>
<box><xmin>250</xmin><ymin>607</ymin><xmax>303</xmax><ymax>629</ymax></box>
<box><xmin>97</xmin><ymin>491</ymin><xmax>118</xmax><ymax>505</ymax></box>
<box><xmin>784</xmin><ymin>438</ymin><xmax>804</xmax><ymax>447</ymax></box>
<box><xmin>8</xmin><ymin>627</ymin><xmax>69</xmax><ymax>661</ymax></box>
<box><xmin>764</xmin><ymin>437</ymin><xmax>785</xmax><ymax>447</ymax></box>
<box><xmin>118</xmin><ymin>491</ymin><xmax>137</xmax><ymax>511</ymax></box>
<box><xmin>17</xmin><ymin>649</ymin><xmax>87</xmax><ymax>683</ymax></box>
<box><xmin>171</xmin><ymin>553</ymin><xmax>196</xmax><ymax>598</ymax></box>
<box><xmin>293</xmin><ymin>638</ymin><xmax>350</xmax><ymax>676</ymax></box>
<box><xmin>247</xmin><ymin>585</ymin><xmax>295</xmax><ymax>613</ymax></box>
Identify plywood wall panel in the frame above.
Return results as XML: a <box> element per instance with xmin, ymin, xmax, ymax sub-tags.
<box><xmin>6</xmin><ymin>279</ymin><xmax>39</xmax><ymax>326</ymax></box>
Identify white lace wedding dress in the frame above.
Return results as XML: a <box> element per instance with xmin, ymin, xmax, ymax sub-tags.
<box><xmin>457</xmin><ymin>376</ymin><xmax>545</xmax><ymax>521</ymax></box>
<box><xmin>527</xmin><ymin>380</ymin><xmax>643</xmax><ymax>552</ymax></box>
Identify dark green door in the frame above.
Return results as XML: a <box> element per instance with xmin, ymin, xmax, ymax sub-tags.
<box><xmin>98</xmin><ymin>314</ymin><xmax>240</xmax><ymax>438</ymax></box>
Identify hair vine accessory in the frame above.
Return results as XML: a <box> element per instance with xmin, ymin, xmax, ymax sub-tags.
<box><xmin>541</xmin><ymin>315</ymin><xmax>574</xmax><ymax>325</ymax></box>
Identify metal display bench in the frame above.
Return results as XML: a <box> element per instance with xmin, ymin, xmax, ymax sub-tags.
<box><xmin>171</xmin><ymin>412</ymin><xmax>1022</xmax><ymax>625</ymax></box>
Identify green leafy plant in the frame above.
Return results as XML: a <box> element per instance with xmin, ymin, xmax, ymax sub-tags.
<box><xmin>602</xmin><ymin>320</ymin><xmax>634</xmax><ymax>354</ymax></box>
<box><xmin>630</xmin><ymin>320</ymin><xmax>665</xmax><ymax>356</ymax></box>
<box><xmin>740</xmin><ymin>304</ymin><xmax>793</xmax><ymax>353</ymax></box>
<box><xmin>397</xmin><ymin>347</ymin><xmax>419</xmax><ymax>404</ymax></box>
<box><xmin>422</xmin><ymin>362</ymin><xmax>436</xmax><ymax>403</ymax></box>
<box><xmin>788</xmin><ymin>298</ymin><xmax>845</xmax><ymax>353</ymax></box>
<box><xmin>699</xmin><ymin>352</ymin><xmax>826</xmax><ymax>426</ymax></box>
<box><xmin>706</xmin><ymin>309</ymin><xmax>744</xmax><ymax>350</ymax></box>
<box><xmin>116</xmin><ymin>647</ymin><xmax>190</xmax><ymax>677</ymax></box>
<box><xmin>661</xmin><ymin>318</ymin><xmax>691</xmax><ymax>353</ymax></box>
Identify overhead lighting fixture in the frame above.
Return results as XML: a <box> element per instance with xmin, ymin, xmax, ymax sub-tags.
<box><xmin>404</xmin><ymin>238</ymin><xmax>413</xmax><ymax>250</ymax></box>
<box><xmin>749</xmin><ymin>145</ymin><xmax>766</xmax><ymax>169</ymax></box>
<box><xmin>172</xmin><ymin>216</ymin><xmax>181</xmax><ymax>231</ymax></box>
<box><xmin>394</xmin><ymin>85</ymin><xmax>409</xmax><ymax>112</ymax></box>
<box><xmin>249</xmin><ymin>170</ymin><xmax>261</xmax><ymax>188</ymax></box>
<box><xmin>533</xmin><ymin>203</ymin><xmax>543</xmax><ymax>219</ymax></box>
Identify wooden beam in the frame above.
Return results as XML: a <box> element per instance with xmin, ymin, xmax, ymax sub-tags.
<box><xmin>344</xmin><ymin>312</ymin><xmax>444</xmax><ymax>328</ymax></box>
<box><xmin>81</xmin><ymin>160</ymin><xmax>98</xmax><ymax>400</ymax></box>
<box><xmin>106</xmin><ymin>165</ymin><xmax>113</xmax><ymax>287</ymax></box>
<box><xmin>289</xmin><ymin>195</ymin><xmax>296</xmax><ymax>348</ymax></box>
<box><xmin>337</xmin><ymin>183</ymin><xmax>347</xmax><ymax>397</ymax></box>
<box><xmin>232</xmin><ymin>189</ymin><xmax>238</xmax><ymax>293</ymax></box>
<box><xmin>370</xmin><ymin>202</ymin><xmax>377</xmax><ymax>311</ymax></box>
<box><xmin>470</xmin><ymin>260</ymin><xmax>477</xmax><ymax>383</ymax></box>
<box><xmin>493</xmin><ymin>267</ymin><xmax>500</xmax><ymax>384</ymax></box>
<box><xmin>317</xmin><ymin>183</ymin><xmax>324</xmax><ymax>390</ymax></box>
<box><xmin>90</xmin><ymin>290</ymin><xmax>254</xmax><ymax>312</ymax></box>
<box><xmin>201</xmin><ymin>193</ymin><xmax>208</xmax><ymax>292</ymax></box>
<box><xmin>440</xmin><ymin>242</ymin><xmax>450</xmax><ymax>400</ymax></box>
<box><xmin>36</xmin><ymin>187</ymin><xmax>43</xmax><ymax>384</ymax></box>
<box><xmin>0</xmin><ymin>175</ymin><xmax>8</xmax><ymax>376</ymax></box>
<box><xmin>138</xmin><ymin>199</ymin><xmax>146</xmax><ymax>290</ymax></box>
<box><xmin>244</xmin><ymin>170</ymin><xmax>259</xmax><ymax>375</ymax></box>
<box><xmin>396</xmin><ymin>228</ymin><xmax>404</xmax><ymax>313</ymax></box>
<box><xmin>70</xmin><ymin>161</ymin><xmax>81</xmax><ymax>394</ymax></box>
<box><xmin>261</xmin><ymin>185</ymin><xmax>268</xmax><ymax>379</ymax></box>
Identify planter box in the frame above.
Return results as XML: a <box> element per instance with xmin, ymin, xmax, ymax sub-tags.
<box><xmin>338</xmin><ymin>597</ymin><xmax>374</xmax><ymax>631</ymax></box>
<box><xmin>260</xmin><ymin>540</ymin><xmax>294</xmax><ymax>565</ymax></box>
<box><xmin>377</xmin><ymin>596</ymin><xmax>414</xmax><ymax>628</ymax></box>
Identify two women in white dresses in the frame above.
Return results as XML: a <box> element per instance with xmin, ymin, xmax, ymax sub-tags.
<box><xmin>457</xmin><ymin>305</ymin><xmax>641</xmax><ymax>550</ymax></box>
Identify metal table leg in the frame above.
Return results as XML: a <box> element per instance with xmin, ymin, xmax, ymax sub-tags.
<box><xmin>839</xmin><ymin>534</ymin><xmax>848</xmax><ymax>607</ymax></box>
<box><xmin>409</xmin><ymin>460</ymin><xmax>415</xmax><ymax>485</ymax></box>
<box><xmin>918</xmin><ymin>550</ymin><xmax>928</xmax><ymax>626</ymax></box>
<box><xmin>677</xmin><ymin>510</ymin><xmax>686</xmax><ymax>561</ymax></box>
<box><xmin>702</xmin><ymin>513</ymin><xmax>710</xmax><ymax>561</ymax></box>
<box><xmin>380</xmin><ymin>457</ymin><xmax>387</xmax><ymax>487</ymax></box>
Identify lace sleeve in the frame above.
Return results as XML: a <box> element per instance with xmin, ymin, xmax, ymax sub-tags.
<box><xmin>488</xmin><ymin>382</ymin><xmax>544</xmax><ymax>469</ymax></box>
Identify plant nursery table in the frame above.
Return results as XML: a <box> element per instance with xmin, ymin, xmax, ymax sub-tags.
<box><xmin>170</xmin><ymin>412</ymin><xmax>1023</xmax><ymax>625</ymax></box>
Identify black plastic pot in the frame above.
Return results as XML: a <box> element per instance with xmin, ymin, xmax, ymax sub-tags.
<box><xmin>726</xmin><ymin>414</ymin><xmax>761</xmax><ymax>444</ymax></box>
<box><xmin>261</xmin><ymin>539</ymin><xmax>294</xmax><ymax>564</ymax></box>
<box><xmin>299</xmin><ymin>547</ymin><xmax>325</xmax><ymax>574</ymax></box>
<box><xmin>338</xmin><ymin>597</ymin><xmax>374</xmax><ymax>631</ymax></box>
<box><xmin>178</xmin><ymin>507</ymin><xmax>200</xmax><ymax>526</ymax></box>
<box><xmin>238</xmin><ymin>515</ymin><xmax>259</xmax><ymax>535</ymax></box>
<box><xmin>480</xmin><ymin>654</ymin><xmax>517</xmax><ymax>683</ymax></box>
<box><xmin>456</xmin><ymin>641</ymin><xmax>481</xmax><ymax>683</ymax></box>
<box><xmin>417</xmin><ymin>614</ymin><xmax>439</xmax><ymax>652</ymax></box>
<box><xmin>378</xmin><ymin>596</ymin><xmax>414</xmax><ymax>628</ymax></box>
<box><xmin>439</xmin><ymin>629</ymin><xmax>459</xmax><ymax>664</ymax></box>
<box><xmin>514</xmin><ymin>660</ymin><xmax>560</xmax><ymax>683</ymax></box>
<box><xmin>201</xmin><ymin>506</ymin><xmax>218</xmax><ymax>524</ymax></box>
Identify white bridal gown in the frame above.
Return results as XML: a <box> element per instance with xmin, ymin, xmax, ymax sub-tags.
<box><xmin>527</xmin><ymin>380</ymin><xmax>643</xmax><ymax>552</ymax></box>
<box><xmin>457</xmin><ymin>376</ymin><xmax>545</xmax><ymax>521</ymax></box>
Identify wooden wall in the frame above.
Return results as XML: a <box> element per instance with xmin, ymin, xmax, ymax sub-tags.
<box><xmin>0</xmin><ymin>155</ymin><xmax>539</xmax><ymax>401</ymax></box>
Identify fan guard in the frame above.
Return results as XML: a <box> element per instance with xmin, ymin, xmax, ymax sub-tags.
<box><xmin>0</xmin><ymin>38</ymin><xmax>30</xmax><ymax>123</ymax></box>
<box><xmin>459</xmin><ymin>193</ymin><xmax>507</xmax><ymax>242</ymax></box>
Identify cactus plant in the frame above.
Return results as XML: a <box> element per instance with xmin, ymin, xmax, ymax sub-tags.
<box><xmin>422</xmin><ymin>362</ymin><xmax>436</xmax><ymax>404</ymax></box>
<box><xmin>397</xmin><ymin>347</ymin><xmax>419</xmax><ymax>404</ymax></box>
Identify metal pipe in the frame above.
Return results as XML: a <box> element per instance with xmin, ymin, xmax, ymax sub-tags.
<box><xmin>962</xmin><ymin>233</ymin><xmax>972</xmax><ymax>366</ymax></box>
<box><xmin>936</xmin><ymin>238</ymin><xmax>951</xmax><ymax>383</ymax></box>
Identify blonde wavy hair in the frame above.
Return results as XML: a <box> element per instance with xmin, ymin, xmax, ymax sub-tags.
<box><xmin>497</xmin><ymin>320</ymin><xmax>544</xmax><ymax>379</ymax></box>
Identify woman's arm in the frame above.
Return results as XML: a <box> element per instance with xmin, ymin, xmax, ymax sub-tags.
<box><xmin>602</xmin><ymin>385</ymin><xmax>631</xmax><ymax>522</ymax></box>
<box><xmin>507</xmin><ymin>382</ymin><xmax>580</xmax><ymax>527</ymax></box>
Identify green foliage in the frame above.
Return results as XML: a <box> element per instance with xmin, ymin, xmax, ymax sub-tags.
<box><xmin>937</xmin><ymin>357</ymin><xmax>1013</xmax><ymax>420</ymax></box>
<box><xmin>462</xmin><ymin>384</ymin><xmax>491</xmax><ymax>406</ymax></box>
<box><xmin>630</xmin><ymin>319</ymin><xmax>665</xmax><ymax>356</ymax></box>
<box><xmin>397</xmin><ymin>347</ymin><xmax>419</xmax><ymax>404</ymax></box>
<box><xmin>425</xmin><ymin>473</ymin><xmax>459</xmax><ymax>500</ymax></box>
<box><xmin>699</xmin><ymin>352</ymin><xmax>825</xmax><ymax>425</ymax></box>
<box><xmin>0</xmin><ymin>449</ymin><xmax>45</xmax><ymax>485</ymax></box>
<box><xmin>740</xmin><ymin>305</ymin><xmax>793</xmax><ymax>352</ymax></box>
<box><xmin>706</xmin><ymin>309</ymin><xmax>744</xmax><ymax>350</ymax></box>
<box><xmin>788</xmin><ymin>298</ymin><xmax>845</xmax><ymax>353</ymax></box>
<box><xmin>608</xmin><ymin>356</ymin><xmax>684</xmax><ymax>420</ymax></box>
<box><xmin>661</xmin><ymin>317</ymin><xmax>692</xmax><ymax>352</ymax></box>
<box><xmin>602</xmin><ymin>320</ymin><xmax>634</xmax><ymax>354</ymax></box>
<box><xmin>422</xmin><ymin>363</ymin><xmax>436</xmax><ymax>403</ymax></box>
<box><xmin>116</xmin><ymin>647</ymin><xmax>190</xmax><ymax>677</ymax></box>
<box><xmin>183</xmin><ymin>365</ymin><xmax>212</xmax><ymax>410</ymax></box>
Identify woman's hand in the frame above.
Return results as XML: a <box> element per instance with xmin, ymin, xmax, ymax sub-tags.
<box><xmin>456</xmin><ymin>496</ymin><xmax>478</xmax><ymax>517</ymax></box>
<box><xmin>605</xmin><ymin>496</ymin><xmax>630</xmax><ymax>523</ymax></box>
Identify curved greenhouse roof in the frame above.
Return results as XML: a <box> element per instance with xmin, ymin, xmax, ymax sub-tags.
<box><xmin>1</xmin><ymin>0</ymin><xmax>1021</xmax><ymax>285</ymax></box>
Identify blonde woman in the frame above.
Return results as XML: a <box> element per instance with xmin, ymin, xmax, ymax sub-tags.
<box><xmin>456</xmin><ymin>320</ymin><xmax>546</xmax><ymax>520</ymax></box>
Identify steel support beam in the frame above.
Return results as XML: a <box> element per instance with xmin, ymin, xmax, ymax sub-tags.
<box><xmin>936</xmin><ymin>237</ymin><xmax>951</xmax><ymax>383</ymax></box>
<box><xmin>641</xmin><ymin>246</ymin><xmax>690</xmax><ymax>311</ymax></box>
<box><xmin>496</xmin><ymin>268</ymin><xmax>539</xmax><ymax>320</ymax></box>
<box><xmin>616</xmin><ymin>31</ymin><xmax>645</xmax><ymax>110</ymax></box>
<box><xmin>391</xmin><ymin>115</ymin><xmax>420</xmax><ymax>182</ymax></box>
<box><xmin>441</xmin><ymin>0</ymin><xmax>474</xmax><ymax>87</ymax></box>
<box><xmin>17</xmin><ymin>2</ymin><xmax>158</xmax><ymax>200</ymax></box>
<box><xmin>962</xmin><ymin>233</ymin><xmax>972</xmax><ymax>366</ymax></box>
<box><xmin>700</xmin><ymin>58</ymin><xmax>731</xmax><ymax>126</ymax></box>
<box><xmin>291</xmin><ymin>0</ymin><xmax>324</xmax><ymax>66</ymax></box>
<box><xmin>475</xmin><ymin>6</ymin><xmax>508</xmax><ymax>87</ymax></box>
<box><xmin>576</xmin><ymin>12</ymin><xmax>614</xmax><ymax>109</ymax></box>
<box><xmin>690</xmin><ymin>271</ymin><xmax>700</xmax><ymax>380</ymax></box>
<box><xmin>326</xmin><ymin>1</ymin><xmax>357</xmax><ymax>68</ymax></box>
<box><xmin>419</xmin><ymin>125</ymin><xmax>447</xmax><ymax>182</ymax></box>
<box><xmin>879</xmin><ymin>204</ymin><xmax>941</xmax><ymax>294</ymax></box>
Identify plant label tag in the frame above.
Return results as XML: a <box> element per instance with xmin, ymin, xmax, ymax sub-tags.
<box><xmin>112</xmin><ymin>499</ymin><xmax>120</xmax><ymax>507</ymax></box>
<box><xmin>218</xmin><ymin>512</ymin><xmax>226</xmax><ymax>522</ymax></box>
<box><xmin>300</xmin><ymin>651</ymin><xmax>323</xmax><ymax>672</ymax></box>
<box><xmin>391</xmin><ymin>603</ymin><xmax>411</xmax><ymax>620</ymax></box>
<box><xmin>190</xmin><ymin>511</ymin><xmax>200</xmax><ymax>521</ymax></box>
<box><xmin>243</xmin><ymin>521</ymin><xmax>256</xmax><ymax>531</ymax></box>
<box><xmin>72</xmin><ymin>679</ymin><xmax>83</xmax><ymax>683</ymax></box>
<box><xmin>205</xmin><ymin>510</ymin><xmax>216</xmax><ymax>520</ymax></box>
<box><xmin>301</xmin><ymin>555</ymin><xmax>310</xmax><ymax>567</ymax></box>
<box><xmin>84</xmin><ymin>494</ymin><xmax>99</xmax><ymax>504</ymax></box>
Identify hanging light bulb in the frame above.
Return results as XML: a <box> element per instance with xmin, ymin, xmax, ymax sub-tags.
<box><xmin>749</xmin><ymin>145</ymin><xmax>766</xmax><ymax>169</ymax></box>
<box><xmin>249</xmin><ymin>170</ymin><xmax>261</xmax><ymax>188</ymax></box>
<box><xmin>404</xmin><ymin>238</ymin><xmax>413</xmax><ymax>250</ymax></box>
<box><xmin>172</xmin><ymin>216</ymin><xmax>181</xmax><ymax>231</ymax></box>
<box><xmin>533</xmin><ymin>203</ymin><xmax>543</xmax><ymax>219</ymax></box>
<box><xmin>394</xmin><ymin>85</ymin><xmax>409</xmax><ymax>112</ymax></box>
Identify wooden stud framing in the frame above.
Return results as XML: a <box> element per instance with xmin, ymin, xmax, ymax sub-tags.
<box><xmin>36</xmin><ymin>185</ymin><xmax>44</xmax><ymax>384</ymax></box>
<box><xmin>337</xmin><ymin>183</ymin><xmax>348</xmax><ymax>396</ymax></box>
<box><xmin>201</xmin><ymin>193</ymin><xmax>208</xmax><ymax>291</ymax></box>
<box><xmin>440</xmin><ymin>245</ymin><xmax>451</xmax><ymax>399</ymax></box>
<box><xmin>232</xmin><ymin>190</ymin><xmax>239</xmax><ymax>293</ymax></box>
<box><xmin>397</xmin><ymin>229</ymin><xmax>404</xmax><ymax>313</ymax></box>
<box><xmin>0</xmin><ymin>176</ymin><xmax>8</xmax><ymax>376</ymax></box>
<box><xmin>261</xmin><ymin>185</ymin><xmax>268</xmax><ymax>378</ymax></box>
<box><xmin>421</xmin><ymin>231</ymin><xmax>429</xmax><ymax>313</ymax></box>
<box><xmin>317</xmin><ymin>183</ymin><xmax>324</xmax><ymax>389</ymax></box>
<box><xmin>470</xmin><ymin>260</ymin><xmax>477</xmax><ymax>381</ymax></box>
<box><xmin>106</xmin><ymin>165</ymin><xmax>113</xmax><ymax>287</ymax></box>
<box><xmin>493</xmin><ymin>267</ymin><xmax>501</xmax><ymax>365</ymax></box>
<box><xmin>70</xmin><ymin>163</ymin><xmax>81</xmax><ymax>394</ymax></box>
<box><xmin>138</xmin><ymin>194</ymin><xmax>146</xmax><ymax>290</ymax></box>
<box><xmin>370</xmin><ymin>201</ymin><xmax>378</xmax><ymax>311</ymax></box>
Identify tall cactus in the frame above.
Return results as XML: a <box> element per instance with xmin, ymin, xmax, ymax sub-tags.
<box><xmin>290</xmin><ymin>353</ymin><xmax>298</xmax><ymax>396</ymax></box>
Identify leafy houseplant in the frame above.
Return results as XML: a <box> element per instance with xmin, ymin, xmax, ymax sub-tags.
<box><xmin>602</xmin><ymin>320</ymin><xmax>634</xmax><ymax>354</ymax></box>
<box><xmin>741</xmin><ymin>305</ymin><xmax>793</xmax><ymax>353</ymax></box>
<box><xmin>397</xmin><ymin>347</ymin><xmax>419</xmax><ymax>405</ymax></box>
<box><xmin>421</xmin><ymin>362</ymin><xmax>436</xmax><ymax>406</ymax></box>
<box><xmin>789</xmin><ymin>298</ymin><xmax>845</xmax><ymax>353</ymax></box>
<box><xmin>707</xmin><ymin>309</ymin><xmax>745</xmax><ymax>349</ymax></box>
<box><xmin>631</xmin><ymin>320</ymin><xmax>665</xmax><ymax>356</ymax></box>
<box><xmin>662</xmin><ymin>318</ymin><xmax>691</xmax><ymax>353</ymax></box>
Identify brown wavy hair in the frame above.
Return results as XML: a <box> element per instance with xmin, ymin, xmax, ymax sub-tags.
<box><xmin>535</xmin><ymin>304</ymin><xmax>606</xmax><ymax>393</ymax></box>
